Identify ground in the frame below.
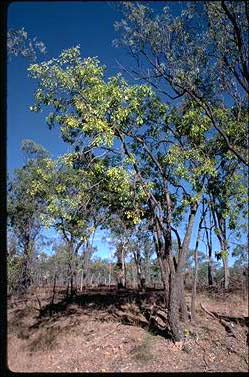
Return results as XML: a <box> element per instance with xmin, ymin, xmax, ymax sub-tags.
<box><xmin>7</xmin><ymin>288</ymin><xmax>248</xmax><ymax>373</ymax></box>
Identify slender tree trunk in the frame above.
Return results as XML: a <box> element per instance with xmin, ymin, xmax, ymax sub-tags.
<box><xmin>210</xmin><ymin>202</ymin><xmax>230</xmax><ymax>289</ymax></box>
<box><xmin>208</xmin><ymin>261</ymin><xmax>214</xmax><ymax>286</ymax></box>
<box><xmin>144</xmin><ymin>241</ymin><xmax>151</xmax><ymax>287</ymax></box>
<box><xmin>80</xmin><ymin>269</ymin><xmax>83</xmax><ymax>292</ymax></box>
<box><xmin>122</xmin><ymin>248</ymin><xmax>127</xmax><ymax>288</ymax></box>
<box><xmin>116</xmin><ymin>243</ymin><xmax>126</xmax><ymax>289</ymax></box>
<box><xmin>20</xmin><ymin>236</ymin><xmax>32</xmax><ymax>292</ymax></box>
<box><xmin>191</xmin><ymin>203</ymin><xmax>206</xmax><ymax>321</ymax></box>
<box><xmin>191</xmin><ymin>248</ymin><xmax>198</xmax><ymax>322</ymax></box>
<box><xmin>108</xmin><ymin>263</ymin><xmax>112</xmax><ymax>288</ymax></box>
<box><xmin>203</xmin><ymin>210</ymin><xmax>214</xmax><ymax>286</ymax></box>
<box><xmin>222</xmin><ymin>251</ymin><xmax>230</xmax><ymax>289</ymax></box>
<box><xmin>133</xmin><ymin>249</ymin><xmax>146</xmax><ymax>290</ymax></box>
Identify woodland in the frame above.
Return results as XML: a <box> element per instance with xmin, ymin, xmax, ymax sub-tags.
<box><xmin>7</xmin><ymin>1</ymin><xmax>248</xmax><ymax>372</ymax></box>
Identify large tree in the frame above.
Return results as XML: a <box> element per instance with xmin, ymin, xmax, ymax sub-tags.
<box><xmin>28</xmin><ymin>47</ymin><xmax>223</xmax><ymax>339</ymax></box>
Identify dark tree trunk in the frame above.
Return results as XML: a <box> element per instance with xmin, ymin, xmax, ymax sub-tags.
<box><xmin>208</xmin><ymin>260</ymin><xmax>214</xmax><ymax>286</ymax></box>
<box><xmin>20</xmin><ymin>236</ymin><xmax>32</xmax><ymax>292</ymax></box>
<box><xmin>116</xmin><ymin>243</ymin><xmax>126</xmax><ymax>289</ymax></box>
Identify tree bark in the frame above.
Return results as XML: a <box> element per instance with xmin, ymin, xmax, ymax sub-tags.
<box><xmin>222</xmin><ymin>251</ymin><xmax>230</xmax><ymax>289</ymax></box>
<box><xmin>116</xmin><ymin>243</ymin><xmax>126</xmax><ymax>289</ymax></box>
<box><xmin>20</xmin><ymin>235</ymin><xmax>32</xmax><ymax>292</ymax></box>
<box><xmin>133</xmin><ymin>249</ymin><xmax>146</xmax><ymax>290</ymax></box>
<box><xmin>168</xmin><ymin>272</ymin><xmax>183</xmax><ymax>341</ymax></box>
<box><xmin>191</xmin><ymin>203</ymin><xmax>206</xmax><ymax>320</ymax></box>
<box><xmin>176</xmin><ymin>203</ymin><xmax>199</xmax><ymax>324</ymax></box>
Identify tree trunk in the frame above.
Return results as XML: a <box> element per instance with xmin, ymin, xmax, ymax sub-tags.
<box><xmin>20</xmin><ymin>236</ymin><xmax>32</xmax><ymax>292</ymax></box>
<box><xmin>80</xmin><ymin>269</ymin><xmax>83</xmax><ymax>292</ymax></box>
<box><xmin>210</xmin><ymin>203</ymin><xmax>230</xmax><ymax>289</ymax></box>
<box><xmin>222</xmin><ymin>253</ymin><xmax>230</xmax><ymax>289</ymax></box>
<box><xmin>171</xmin><ymin>203</ymin><xmax>199</xmax><ymax>332</ymax></box>
<box><xmin>133</xmin><ymin>249</ymin><xmax>146</xmax><ymax>290</ymax></box>
<box><xmin>168</xmin><ymin>272</ymin><xmax>183</xmax><ymax>341</ymax></box>
<box><xmin>152</xmin><ymin>225</ymin><xmax>169</xmax><ymax>305</ymax></box>
<box><xmin>208</xmin><ymin>260</ymin><xmax>214</xmax><ymax>286</ymax></box>
<box><xmin>116</xmin><ymin>243</ymin><xmax>126</xmax><ymax>289</ymax></box>
<box><xmin>191</xmin><ymin>205</ymin><xmax>205</xmax><ymax>321</ymax></box>
<box><xmin>122</xmin><ymin>247</ymin><xmax>127</xmax><ymax>288</ymax></box>
<box><xmin>144</xmin><ymin>240</ymin><xmax>151</xmax><ymax>286</ymax></box>
<box><xmin>158</xmin><ymin>255</ymin><xmax>169</xmax><ymax>305</ymax></box>
<box><xmin>179</xmin><ymin>274</ymin><xmax>188</xmax><ymax>321</ymax></box>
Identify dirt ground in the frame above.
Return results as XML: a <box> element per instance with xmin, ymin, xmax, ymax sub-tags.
<box><xmin>7</xmin><ymin>288</ymin><xmax>249</xmax><ymax>373</ymax></box>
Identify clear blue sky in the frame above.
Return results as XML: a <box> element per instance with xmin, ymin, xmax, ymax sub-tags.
<box><xmin>7</xmin><ymin>1</ymin><xmax>240</xmax><ymax>264</ymax></box>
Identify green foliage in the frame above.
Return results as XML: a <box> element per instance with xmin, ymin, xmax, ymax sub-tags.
<box><xmin>8</xmin><ymin>254</ymin><xmax>23</xmax><ymax>292</ymax></box>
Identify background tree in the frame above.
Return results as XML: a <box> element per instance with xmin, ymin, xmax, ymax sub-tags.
<box><xmin>7</xmin><ymin>27</ymin><xmax>46</xmax><ymax>62</ymax></box>
<box><xmin>7</xmin><ymin>140</ymin><xmax>49</xmax><ymax>292</ymax></box>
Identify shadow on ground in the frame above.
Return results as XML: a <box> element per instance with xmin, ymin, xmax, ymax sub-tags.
<box><xmin>30</xmin><ymin>287</ymin><xmax>171</xmax><ymax>338</ymax></box>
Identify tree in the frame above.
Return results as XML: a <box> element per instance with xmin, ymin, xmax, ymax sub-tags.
<box><xmin>28</xmin><ymin>152</ymin><xmax>108</xmax><ymax>295</ymax></box>
<box><xmin>114</xmin><ymin>1</ymin><xmax>248</xmax><ymax>165</ymax></box>
<box><xmin>28</xmin><ymin>46</ymin><xmax>218</xmax><ymax>339</ymax></box>
<box><xmin>207</xmin><ymin>156</ymin><xmax>247</xmax><ymax>289</ymax></box>
<box><xmin>7</xmin><ymin>140</ymin><xmax>49</xmax><ymax>292</ymax></box>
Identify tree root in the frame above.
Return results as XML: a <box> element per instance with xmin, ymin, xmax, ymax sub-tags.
<box><xmin>200</xmin><ymin>302</ymin><xmax>249</xmax><ymax>338</ymax></box>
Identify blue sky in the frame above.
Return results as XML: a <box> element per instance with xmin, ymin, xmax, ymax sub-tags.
<box><xmin>7</xmin><ymin>1</ymin><xmax>242</xmax><ymax>264</ymax></box>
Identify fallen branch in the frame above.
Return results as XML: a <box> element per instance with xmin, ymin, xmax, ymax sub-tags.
<box><xmin>200</xmin><ymin>303</ymin><xmax>217</xmax><ymax>319</ymax></box>
<box><xmin>200</xmin><ymin>303</ymin><xmax>238</xmax><ymax>338</ymax></box>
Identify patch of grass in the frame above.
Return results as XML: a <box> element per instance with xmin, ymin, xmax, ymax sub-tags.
<box><xmin>131</xmin><ymin>333</ymin><xmax>154</xmax><ymax>363</ymax></box>
<box><xmin>28</xmin><ymin>327</ymin><xmax>58</xmax><ymax>352</ymax></box>
<box><xmin>17</xmin><ymin>328</ymin><xmax>30</xmax><ymax>340</ymax></box>
<box><xmin>201</xmin><ymin>325</ymin><xmax>216</xmax><ymax>334</ymax></box>
<box><xmin>8</xmin><ymin>319</ymin><xmax>30</xmax><ymax>339</ymax></box>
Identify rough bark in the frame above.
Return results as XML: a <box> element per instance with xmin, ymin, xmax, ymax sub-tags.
<box><xmin>168</xmin><ymin>272</ymin><xmax>183</xmax><ymax>341</ymax></box>
<box><xmin>176</xmin><ymin>203</ymin><xmax>199</xmax><ymax>324</ymax></box>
